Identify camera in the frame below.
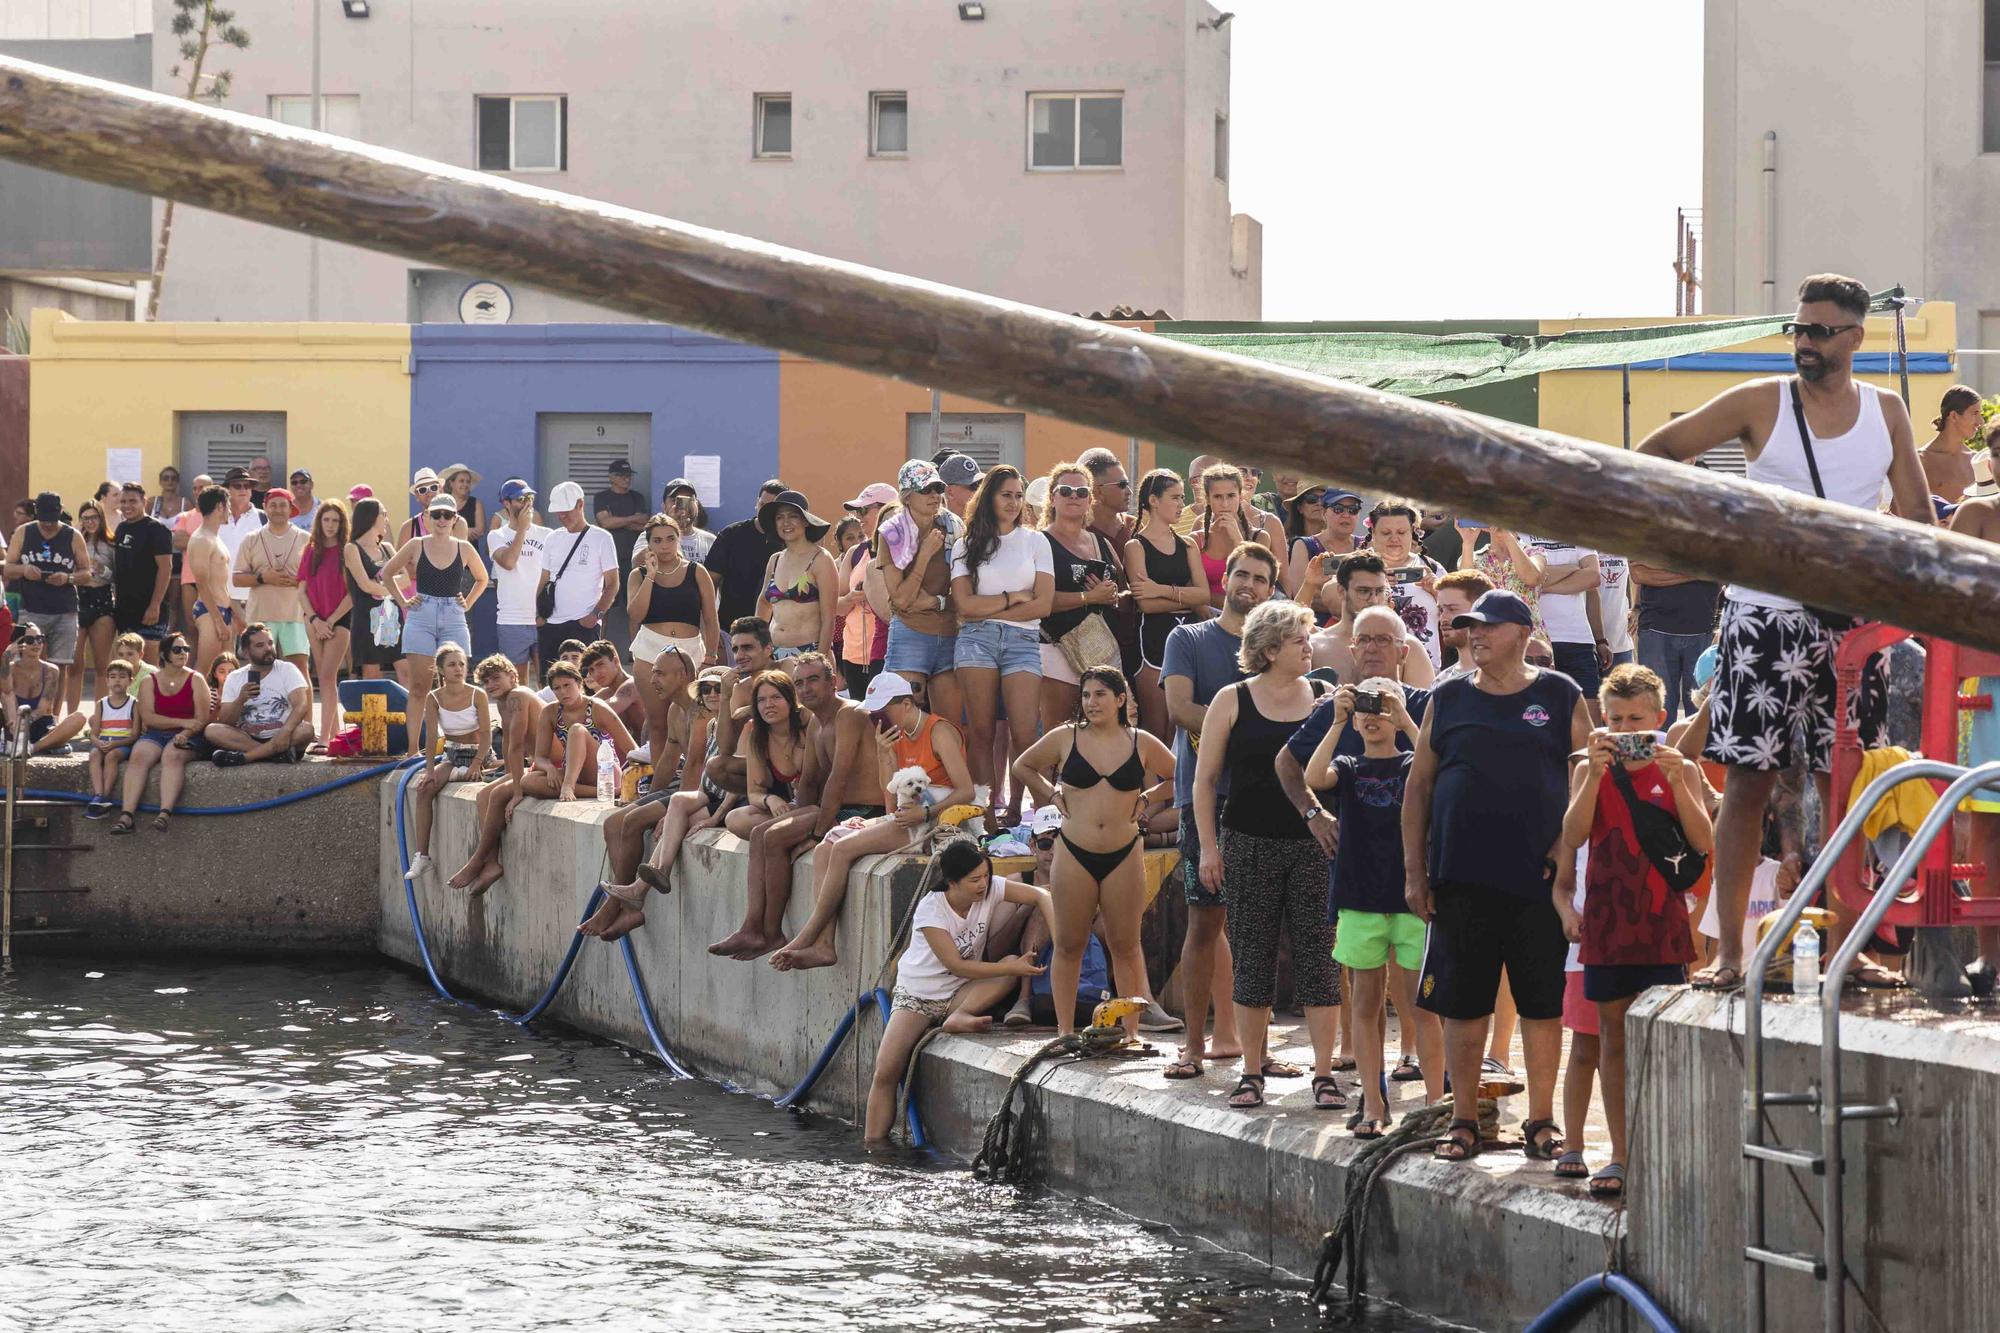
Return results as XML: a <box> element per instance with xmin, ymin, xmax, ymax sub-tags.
<box><xmin>1611</xmin><ymin>730</ymin><xmax>1664</xmax><ymax>762</ymax></box>
<box><xmin>1352</xmin><ymin>689</ymin><xmax>1384</xmax><ymax>715</ymax></box>
<box><xmin>1393</xmin><ymin>566</ymin><xmax>1425</xmax><ymax>585</ymax></box>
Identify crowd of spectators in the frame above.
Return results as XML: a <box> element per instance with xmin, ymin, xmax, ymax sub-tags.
<box><xmin>17</xmin><ymin>273</ymin><xmax>1979</xmax><ymax>1188</ymax></box>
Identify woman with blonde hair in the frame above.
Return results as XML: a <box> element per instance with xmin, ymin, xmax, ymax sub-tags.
<box><xmin>626</xmin><ymin>512</ymin><xmax>718</xmax><ymax>743</ymax></box>
<box><xmin>1036</xmin><ymin>461</ymin><xmax>1123</xmax><ymax>733</ymax></box>
<box><xmin>1191</xmin><ymin>598</ymin><xmax>1341</xmax><ymax>1110</ymax></box>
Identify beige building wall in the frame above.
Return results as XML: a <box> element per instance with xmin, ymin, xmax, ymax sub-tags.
<box><xmin>1704</xmin><ymin>0</ymin><xmax>1997</xmax><ymax>390</ymax></box>
<box><xmin>149</xmin><ymin>0</ymin><xmax>1261</xmax><ymax>325</ymax></box>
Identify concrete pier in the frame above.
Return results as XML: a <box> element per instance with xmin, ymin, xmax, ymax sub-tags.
<box><xmin>382</xmin><ymin>781</ymin><xmax>1638</xmax><ymax>1331</ymax></box>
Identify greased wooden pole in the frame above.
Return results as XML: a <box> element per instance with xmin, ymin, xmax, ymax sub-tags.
<box><xmin>0</xmin><ymin>54</ymin><xmax>1994</xmax><ymax>646</ymax></box>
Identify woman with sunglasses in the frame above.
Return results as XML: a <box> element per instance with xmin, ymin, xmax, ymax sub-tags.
<box><xmin>1011</xmin><ymin>667</ymin><xmax>1174</xmax><ymax>1040</ymax></box>
<box><xmin>1038</xmin><ymin>462</ymin><xmax>1125</xmax><ymax>735</ymax></box>
<box><xmin>110</xmin><ymin>632</ymin><xmax>209</xmax><ymax>835</ymax></box>
<box><xmin>1285</xmin><ymin>487</ymin><xmax>1365</xmax><ymax>598</ymax></box>
<box><xmin>1123</xmin><ymin>469</ymin><xmax>1206</xmax><ymax>740</ymax></box>
<box><xmin>754</xmin><ymin>491</ymin><xmax>839</xmax><ymax>660</ymax></box>
<box><xmin>873</xmin><ymin>459</ymin><xmax>962</xmax><ymax>725</ymax></box>
<box><xmin>952</xmin><ymin>465</ymin><xmax>1054</xmax><ymax>822</ymax></box>
<box><xmin>396</xmin><ymin>469</ymin><xmax>470</xmax><ymax>545</ymax></box>
<box><xmin>378</xmin><ymin>495</ymin><xmax>490</xmax><ymax>760</ymax></box>
<box><xmin>73</xmin><ymin>499</ymin><xmax>118</xmax><ymax>715</ymax></box>
<box><xmin>627</xmin><ymin>513</ymin><xmax>719</xmax><ymax>746</ymax></box>
<box><xmin>5</xmin><ymin>627</ymin><xmax>85</xmax><ymax>756</ymax></box>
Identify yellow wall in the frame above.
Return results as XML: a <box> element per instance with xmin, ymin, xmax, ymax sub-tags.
<box><xmin>1536</xmin><ymin>303</ymin><xmax>1960</xmax><ymax>448</ymax></box>
<box><xmin>28</xmin><ymin>309</ymin><xmax>412</xmax><ymax>507</ymax></box>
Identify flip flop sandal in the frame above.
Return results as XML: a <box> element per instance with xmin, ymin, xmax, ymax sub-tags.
<box><xmin>1589</xmin><ymin>1163</ymin><xmax>1627</xmax><ymax>1198</ymax></box>
<box><xmin>636</xmin><ymin>864</ymin><xmax>673</xmax><ymax>895</ymax></box>
<box><xmin>1329</xmin><ymin>1055</ymin><xmax>1358</xmax><ymax>1072</ymax></box>
<box><xmin>1481</xmin><ymin>1056</ymin><xmax>1513</xmax><ymax>1078</ymax></box>
<box><xmin>1352</xmin><ymin>1117</ymin><xmax>1387</xmax><ymax>1140</ymax></box>
<box><xmin>1434</xmin><ymin>1118</ymin><xmax>1480</xmax><ymax>1161</ymax></box>
<box><xmin>1554</xmin><ymin>1149</ymin><xmax>1590</xmax><ymax>1179</ymax></box>
<box><xmin>1260</xmin><ymin>1058</ymin><xmax>1304</xmax><ymax>1079</ymax></box>
<box><xmin>1389</xmin><ymin>1055</ymin><xmax>1423</xmax><ymax>1082</ymax></box>
<box><xmin>109</xmin><ymin>813</ymin><xmax>136</xmax><ymax>836</ymax></box>
<box><xmin>1311</xmin><ymin>1076</ymin><xmax>1347</xmax><ymax>1111</ymax></box>
<box><xmin>151</xmin><ymin>811</ymin><xmax>171</xmax><ymax>832</ymax></box>
<box><xmin>1521</xmin><ymin>1118</ymin><xmax>1565</xmax><ymax>1161</ymax></box>
<box><xmin>1227</xmin><ymin>1074</ymin><xmax>1266</xmax><ymax>1109</ymax></box>
<box><xmin>1162</xmin><ymin>1055</ymin><xmax>1204</xmax><ymax>1080</ymax></box>
<box><xmin>1691</xmin><ymin>964</ymin><xmax>1746</xmax><ymax>992</ymax></box>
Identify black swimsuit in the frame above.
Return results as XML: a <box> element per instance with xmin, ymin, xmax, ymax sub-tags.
<box><xmin>1135</xmin><ymin>531</ymin><xmax>1197</xmax><ymax>669</ymax></box>
<box><xmin>1055</xmin><ymin>725</ymin><xmax>1145</xmax><ymax>885</ymax></box>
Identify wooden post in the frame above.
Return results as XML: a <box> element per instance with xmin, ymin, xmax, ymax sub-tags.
<box><xmin>0</xmin><ymin>54</ymin><xmax>1997</xmax><ymax>646</ymax></box>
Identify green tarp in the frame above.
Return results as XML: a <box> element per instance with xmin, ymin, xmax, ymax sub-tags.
<box><xmin>1153</xmin><ymin>292</ymin><xmax>1909</xmax><ymax>397</ymax></box>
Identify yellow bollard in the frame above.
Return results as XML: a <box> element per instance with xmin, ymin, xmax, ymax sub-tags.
<box><xmin>340</xmin><ymin>692</ymin><xmax>407</xmax><ymax>757</ymax></box>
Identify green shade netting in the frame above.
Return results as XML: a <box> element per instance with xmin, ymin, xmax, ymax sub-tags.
<box><xmin>1152</xmin><ymin>292</ymin><xmax>1909</xmax><ymax>397</ymax></box>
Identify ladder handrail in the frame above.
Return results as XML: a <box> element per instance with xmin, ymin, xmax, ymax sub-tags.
<box><xmin>1742</xmin><ymin>755</ymin><xmax>1961</xmax><ymax>1332</ymax></box>
<box><xmin>1815</xmin><ymin>759</ymin><xmax>2000</xmax><ymax>1333</ymax></box>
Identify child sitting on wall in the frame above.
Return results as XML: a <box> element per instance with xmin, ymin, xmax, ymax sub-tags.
<box><xmin>83</xmin><ymin>660</ymin><xmax>137</xmax><ymax>818</ymax></box>
<box><xmin>864</xmin><ymin>838</ymin><xmax>1054</xmax><ymax>1145</ymax></box>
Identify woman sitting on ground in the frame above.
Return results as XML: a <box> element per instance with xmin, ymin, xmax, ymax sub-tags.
<box><xmin>1011</xmin><ymin>666</ymin><xmax>1174</xmax><ymax>1040</ymax></box>
<box><xmin>112</xmin><ymin>632</ymin><xmax>209</xmax><ymax>835</ymax></box>
<box><xmin>1191</xmin><ymin>599</ymin><xmax>1342</xmax><ymax>1109</ymax></box>
<box><xmin>583</xmin><ymin>668</ymin><xmax>740</xmax><ymax>943</ymax></box>
<box><xmin>401</xmin><ymin>644</ymin><xmax>495</xmax><ymax>882</ymax></box>
<box><xmin>863</xmin><ymin>838</ymin><xmax>1054</xmax><ymax>1144</ymax></box>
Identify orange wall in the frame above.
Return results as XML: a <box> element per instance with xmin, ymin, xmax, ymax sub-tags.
<box><xmin>776</xmin><ymin>356</ymin><xmax>1153</xmax><ymax>513</ymax></box>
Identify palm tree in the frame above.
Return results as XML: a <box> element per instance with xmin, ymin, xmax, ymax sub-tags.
<box><xmin>146</xmin><ymin>1</ymin><xmax>250</xmax><ymax>321</ymax></box>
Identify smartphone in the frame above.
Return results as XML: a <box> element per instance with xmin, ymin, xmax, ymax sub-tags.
<box><xmin>1352</xmin><ymin>690</ymin><xmax>1384</xmax><ymax>715</ymax></box>
<box><xmin>1393</xmin><ymin>566</ymin><xmax>1425</xmax><ymax>585</ymax></box>
<box><xmin>1456</xmin><ymin>516</ymin><xmax>1486</xmax><ymax>530</ymax></box>
<box><xmin>1611</xmin><ymin>730</ymin><xmax>1665</xmax><ymax>762</ymax></box>
<box><xmin>870</xmin><ymin>708</ymin><xmax>895</xmax><ymax>735</ymax></box>
<box><xmin>246</xmin><ymin>668</ymin><xmax>263</xmax><ymax>688</ymax></box>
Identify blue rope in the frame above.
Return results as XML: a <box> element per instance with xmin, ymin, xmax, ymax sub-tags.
<box><xmin>1522</xmin><ymin>1273</ymin><xmax>1680</xmax><ymax>1333</ymax></box>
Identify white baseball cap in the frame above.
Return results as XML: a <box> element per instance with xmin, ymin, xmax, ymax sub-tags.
<box><xmin>860</xmin><ymin>671</ymin><xmax>914</xmax><ymax>712</ymax></box>
<box><xmin>1030</xmin><ymin>805</ymin><xmax>1063</xmax><ymax>836</ymax></box>
<box><xmin>548</xmin><ymin>480</ymin><xmax>585</xmax><ymax>513</ymax></box>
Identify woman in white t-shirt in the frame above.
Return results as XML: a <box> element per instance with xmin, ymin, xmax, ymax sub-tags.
<box><xmin>864</xmin><ymin>840</ymin><xmax>1054</xmax><ymax>1143</ymax></box>
<box><xmin>949</xmin><ymin>465</ymin><xmax>1054</xmax><ymax>817</ymax></box>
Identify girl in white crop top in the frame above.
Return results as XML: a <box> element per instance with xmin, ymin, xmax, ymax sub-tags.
<box><xmin>401</xmin><ymin>644</ymin><xmax>495</xmax><ymax>882</ymax></box>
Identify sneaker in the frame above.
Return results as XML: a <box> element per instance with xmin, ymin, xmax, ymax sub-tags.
<box><xmin>1137</xmin><ymin>1001</ymin><xmax>1185</xmax><ymax>1034</ymax></box>
<box><xmin>403</xmin><ymin>853</ymin><xmax>432</xmax><ymax>882</ymax></box>
<box><xmin>81</xmin><ymin>800</ymin><xmax>111</xmax><ymax>820</ymax></box>
<box><xmin>211</xmin><ymin>750</ymin><xmax>246</xmax><ymax>768</ymax></box>
<box><xmin>1002</xmin><ymin>999</ymin><xmax>1034</xmax><ymax>1029</ymax></box>
<box><xmin>42</xmin><ymin>743</ymin><xmax>71</xmax><ymax>757</ymax></box>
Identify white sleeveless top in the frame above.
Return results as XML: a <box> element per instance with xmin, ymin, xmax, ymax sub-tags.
<box><xmin>1730</xmin><ymin>378</ymin><xmax>1893</xmax><ymax>611</ymax></box>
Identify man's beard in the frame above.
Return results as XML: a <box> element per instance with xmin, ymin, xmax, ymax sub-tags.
<box><xmin>1225</xmin><ymin>590</ymin><xmax>1259</xmax><ymax>617</ymax></box>
<box><xmin>251</xmin><ymin>650</ymin><xmax>277</xmax><ymax>667</ymax></box>
<box><xmin>1794</xmin><ymin>350</ymin><xmax>1829</xmax><ymax>383</ymax></box>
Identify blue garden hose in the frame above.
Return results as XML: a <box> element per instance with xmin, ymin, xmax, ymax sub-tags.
<box><xmin>1522</xmin><ymin>1273</ymin><xmax>1680</xmax><ymax>1333</ymax></box>
<box><xmin>23</xmin><ymin>752</ymin><xmax>413</xmax><ymax>815</ymax></box>
<box><xmin>771</xmin><ymin>986</ymin><xmax>927</xmax><ymax>1146</ymax></box>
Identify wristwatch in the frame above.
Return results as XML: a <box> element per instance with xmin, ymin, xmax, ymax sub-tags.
<box><xmin>933</xmin><ymin>593</ymin><xmax>947</xmax><ymax>612</ymax></box>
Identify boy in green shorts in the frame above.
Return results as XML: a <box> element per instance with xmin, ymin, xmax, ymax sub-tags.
<box><xmin>1303</xmin><ymin>675</ymin><xmax>1443</xmax><ymax>1137</ymax></box>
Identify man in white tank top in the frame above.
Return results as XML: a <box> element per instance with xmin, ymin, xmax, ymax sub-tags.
<box><xmin>1635</xmin><ymin>273</ymin><xmax>1932</xmax><ymax>991</ymax></box>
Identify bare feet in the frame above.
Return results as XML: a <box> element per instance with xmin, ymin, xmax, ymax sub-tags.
<box><xmin>769</xmin><ymin>941</ymin><xmax>838</xmax><ymax>972</ymax></box>
<box><xmin>466</xmin><ymin>862</ymin><xmax>504</xmax><ymax>897</ymax></box>
<box><xmin>558</xmin><ymin>786</ymin><xmax>577</xmax><ymax>803</ymax></box>
<box><xmin>447</xmin><ymin>861</ymin><xmax>481</xmax><ymax>890</ymax></box>
<box><xmin>580</xmin><ymin>884</ymin><xmax>646</xmax><ymax>938</ymax></box>
<box><xmin>599</xmin><ymin>904</ymin><xmax>646</xmax><ymax>943</ymax></box>
<box><xmin>708</xmin><ymin>929</ymin><xmax>760</xmax><ymax>957</ymax></box>
<box><xmin>940</xmin><ymin>1011</ymin><xmax>994</xmax><ymax>1034</ymax></box>
<box><xmin>728</xmin><ymin>932</ymin><xmax>782</xmax><ymax>962</ymax></box>
<box><xmin>1206</xmin><ymin>1042</ymin><xmax>1243</xmax><ymax>1060</ymax></box>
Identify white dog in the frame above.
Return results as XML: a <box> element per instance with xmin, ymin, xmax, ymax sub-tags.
<box><xmin>823</xmin><ymin>765</ymin><xmax>939</xmax><ymax>846</ymax></box>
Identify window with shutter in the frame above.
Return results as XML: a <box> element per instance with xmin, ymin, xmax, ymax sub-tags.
<box><xmin>905</xmin><ymin>412</ymin><xmax>1026</xmax><ymax>475</ymax></box>
<box><xmin>535</xmin><ymin>413</ymin><xmax>653</xmax><ymax>505</ymax></box>
<box><xmin>176</xmin><ymin>412</ymin><xmax>287</xmax><ymax>483</ymax></box>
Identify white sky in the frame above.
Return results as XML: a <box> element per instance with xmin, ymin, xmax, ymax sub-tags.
<box><xmin>1226</xmin><ymin>0</ymin><xmax>1704</xmax><ymax>321</ymax></box>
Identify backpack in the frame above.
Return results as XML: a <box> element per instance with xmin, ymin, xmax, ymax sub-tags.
<box><xmin>1028</xmin><ymin>936</ymin><xmax>1111</xmax><ymax>1028</ymax></box>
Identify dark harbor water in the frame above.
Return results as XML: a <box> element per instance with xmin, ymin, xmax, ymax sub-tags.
<box><xmin>0</xmin><ymin>958</ymin><xmax>1454</xmax><ymax>1332</ymax></box>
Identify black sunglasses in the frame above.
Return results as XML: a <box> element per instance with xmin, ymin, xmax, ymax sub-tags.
<box><xmin>1781</xmin><ymin>320</ymin><xmax>1861</xmax><ymax>342</ymax></box>
<box><xmin>1033</xmin><ymin>835</ymin><xmax>1057</xmax><ymax>850</ymax></box>
<box><xmin>165</xmin><ymin>641</ymin><xmax>191</xmax><ymax>655</ymax></box>
<box><xmin>1328</xmin><ymin>501</ymin><xmax>1363</xmax><ymax>514</ymax></box>
<box><xmin>1526</xmin><ymin>653</ymin><xmax>1554</xmax><ymax>667</ymax></box>
<box><xmin>1103</xmin><ymin>477</ymin><xmax>1131</xmax><ymax>490</ymax></box>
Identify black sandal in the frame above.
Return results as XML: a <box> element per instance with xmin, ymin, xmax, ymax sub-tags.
<box><xmin>1434</xmin><ymin>1118</ymin><xmax>1480</xmax><ymax>1161</ymax></box>
<box><xmin>1227</xmin><ymin>1073</ymin><xmax>1265</xmax><ymax>1109</ymax></box>
<box><xmin>109</xmin><ymin>813</ymin><xmax>136</xmax><ymax>836</ymax></box>
<box><xmin>1522</xmin><ymin>1118</ymin><xmax>1565</xmax><ymax>1160</ymax></box>
<box><xmin>1312</xmin><ymin>1075</ymin><xmax>1347</xmax><ymax>1110</ymax></box>
<box><xmin>152</xmin><ymin>811</ymin><xmax>171</xmax><ymax>832</ymax></box>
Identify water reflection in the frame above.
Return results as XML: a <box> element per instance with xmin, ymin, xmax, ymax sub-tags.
<box><xmin>0</xmin><ymin>959</ymin><xmax>1448</xmax><ymax>1331</ymax></box>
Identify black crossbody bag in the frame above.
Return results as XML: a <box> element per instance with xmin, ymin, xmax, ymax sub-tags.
<box><xmin>1788</xmin><ymin>379</ymin><xmax>1860</xmax><ymax>634</ymax></box>
<box><xmin>536</xmin><ymin>529</ymin><xmax>587</xmax><ymax>621</ymax></box>
<box><xmin>1609</xmin><ymin>763</ymin><xmax>1708</xmax><ymax>895</ymax></box>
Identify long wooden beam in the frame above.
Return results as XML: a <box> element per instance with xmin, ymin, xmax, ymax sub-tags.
<box><xmin>1</xmin><ymin>55</ymin><xmax>1995</xmax><ymax>648</ymax></box>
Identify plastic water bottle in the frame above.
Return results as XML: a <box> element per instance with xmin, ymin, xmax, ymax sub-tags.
<box><xmin>1792</xmin><ymin>922</ymin><xmax>1820</xmax><ymax>996</ymax></box>
<box><xmin>597</xmin><ymin>746</ymin><xmax>617</xmax><ymax>803</ymax></box>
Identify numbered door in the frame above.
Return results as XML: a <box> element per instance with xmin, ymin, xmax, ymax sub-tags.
<box><xmin>536</xmin><ymin>413</ymin><xmax>652</xmax><ymax>504</ymax></box>
<box><xmin>177</xmin><ymin>412</ymin><xmax>287</xmax><ymax>483</ymax></box>
<box><xmin>906</xmin><ymin>411</ymin><xmax>1025</xmax><ymax>474</ymax></box>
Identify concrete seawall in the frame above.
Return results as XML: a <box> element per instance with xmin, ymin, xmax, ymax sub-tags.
<box><xmin>14</xmin><ymin>754</ymin><xmax>385</xmax><ymax>955</ymax></box>
<box><xmin>382</xmin><ymin>781</ymin><xmax>1636</xmax><ymax>1331</ymax></box>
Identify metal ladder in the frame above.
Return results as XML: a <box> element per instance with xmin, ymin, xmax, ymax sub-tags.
<box><xmin>1742</xmin><ymin>755</ymin><xmax>2000</xmax><ymax>1331</ymax></box>
<box><xmin>1</xmin><ymin>705</ymin><xmax>92</xmax><ymax>960</ymax></box>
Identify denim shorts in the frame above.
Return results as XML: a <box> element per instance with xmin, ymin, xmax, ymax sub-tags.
<box><xmin>954</xmin><ymin>619</ymin><xmax>1041</xmax><ymax>676</ymax></box>
<box><xmin>885</xmin><ymin>618</ymin><xmax>956</xmax><ymax>677</ymax></box>
<box><xmin>402</xmin><ymin>595</ymin><xmax>470</xmax><ymax>658</ymax></box>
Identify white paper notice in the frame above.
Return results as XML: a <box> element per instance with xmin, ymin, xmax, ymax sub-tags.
<box><xmin>682</xmin><ymin>455</ymin><xmax>722</xmax><ymax>508</ymax></box>
<box><xmin>105</xmin><ymin>448</ymin><xmax>143</xmax><ymax>486</ymax></box>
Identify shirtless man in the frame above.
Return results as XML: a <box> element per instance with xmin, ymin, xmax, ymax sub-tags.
<box><xmin>702</xmin><ymin>617</ymin><xmax>776</xmax><ymax>797</ymax></box>
<box><xmin>596</xmin><ymin>648</ymin><xmax>697</xmax><ymax>892</ymax></box>
<box><xmin>184</xmin><ymin>485</ymin><xmax>234</xmax><ymax>676</ymax></box>
<box><xmin>448</xmin><ymin>655</ymin><xmax>544</xmax><ymax>895</ymax></box>
<box><xmin>583</xmin><ymin>639</ymin><xmax>646</xmax><ymax>745</ymax></box>
<box><xmin>709</xmin><ymin>651</ymin><xmax>886</xmax><ymax>960</ymax></box>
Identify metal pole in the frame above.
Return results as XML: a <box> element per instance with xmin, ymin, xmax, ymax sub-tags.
<box><xmin>1622</xmin><ymin>363</ymin><xmax>1632</xmax><ymax>449</ymax></box>
<box><xmin>307</xmin><ymin>0</ymin><xmax>322</xmax><ymax>321</ymax></box>
<box><xmin>1762</xmin><ymin>132</ymin><xmax>1779</xmax><ymax>315</ymax></box>
<box><xmin>928</xmin><ymin>388</ymin><xmax>941</xmax><ymax>458</ymax></box>
<box><xmin>1894</xmin><ymin>298</ymin><xmax>1911</xmax><ymax>409</ymax></box>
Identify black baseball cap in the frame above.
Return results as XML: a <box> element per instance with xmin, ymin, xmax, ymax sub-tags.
<box><xmin>223</xmin><ymin>467</ymin><xmax>253</xmax><ymax>486</ymax></box>
<box><xmin>1451</xmin><ymin>590</ymin><xmax>1536</xmax><ymax>630</ymax></box>
<box><xmin>661</xmin><ymin>478</ymin><xmax>697</xmax><ymax>498</ymax></box>
<box><xmin>289</xmin><ymin>468</ymin><xmax>313</xmax><ymax>483</ymax></box>
<box><xmin>608</xmin><ymin>460</ymin><xmax>635</xmax><ymax>476</ymax></box>
<box><xmin>33</xmin><ymin>491</ymin><xmax>61</xmax><ymax>521</ymax></box>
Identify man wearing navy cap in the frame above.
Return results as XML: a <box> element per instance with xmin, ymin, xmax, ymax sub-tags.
<box><xmin>1402</xmin><ymin>589</ymin><xmax>1592</xmax><ymax>1166</ymax></box>
<box><xmin>486</xmin><ymin>478</ymin><xmax>550</xmax><ymax>671</ymax></box>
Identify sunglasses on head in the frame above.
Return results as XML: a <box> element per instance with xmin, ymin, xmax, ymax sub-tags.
<box><xmin>1052</xmin><ymin>484</ymin><xmax>1092</xmax><ymax>500</ymax></box>
<box><xmin>1781</xmin><ymin>320</ymin><xmax>1861</xmax><ymax>342</ymax></box>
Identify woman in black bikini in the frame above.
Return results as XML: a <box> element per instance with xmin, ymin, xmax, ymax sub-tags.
<box><xmin>1121</xmin><ymin>469</ymin><xmax>1206</xmax><ymax>739</ymax></box>
<box><xmin>1011</xmin><ymin>666</ymin><xmax>1173</xmax><ymax>1039</ymax></box>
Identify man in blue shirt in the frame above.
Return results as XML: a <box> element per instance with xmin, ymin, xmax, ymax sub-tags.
<box><xmin>1158</xmin><ymin>541</ymin><xmax>1276</xmax><ymax>1078</ymax></box>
